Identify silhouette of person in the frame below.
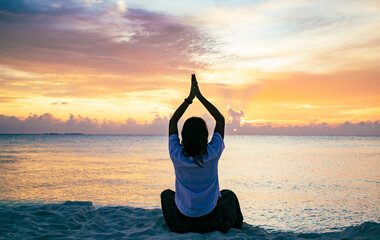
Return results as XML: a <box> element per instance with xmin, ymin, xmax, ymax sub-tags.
<box><xmin>161</xmin><ymin>74</ymin><xmax>243</xmax><ymax>233</ymax></box>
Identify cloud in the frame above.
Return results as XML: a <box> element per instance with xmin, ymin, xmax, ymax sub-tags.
<box><xmin>0</xmin><ymin>1</ymin><xmax>216</xmax><ymax>76</ymax></box>
<box><xmin>0</xmin><ymin>113</ymin><xmax>168</xmax><ymax>134</ymax></box>
<box><xmin>0</xmin><ymin>111</ymin><xmax>379</xmax><ymax>136</ymax></box>
<box><xmin>227</xmin><ymin>106</ymin><xmax>245</xmax><ymax>130</ymax></box>
<box><xmin>51</xmin><ymin>101</ymin><xmax>69</xmax><ymax>105</ymax></box>
<box><xmin>0</xmin><ymin>0</ymin><xmax>86</xmax><ymax>15</ymax></box>
<box><xmin>0</xmin><ymin>0</ymin><xmax>379</xmax><ymax>127</ymax></box>
<box><xmin>199</xmin><ymin>0</ymin><xmax>380</xmax><ymax>72</ymax></box>
<box><xmin>224</xmin><ymin>106</ymin><xmax>380</xmax><ymax>136</ymax></box>
<box><xmin>232</xmin><ymin>120</ymin><xmax>380</xmax><ymax>136</ymax></box>
<box><xmin>116</xmin><ymin>0</ymin><xmax>127</xmax><ymax>13</ymax></box>
<box><xmin>0</xmin><ymin>96</ymin><xmax>22</xmax><ymax>103</ymax></box>
<box><xmin>0</xmin><ymin>1</ymin><xmax>219</xmax><ymax>105</ymax></box>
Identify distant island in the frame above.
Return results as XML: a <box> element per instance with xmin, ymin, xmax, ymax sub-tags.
<box><xmin>43</xmin><ymin>133</ymin><xmax>84</xmax><ymax>135</ymax></box>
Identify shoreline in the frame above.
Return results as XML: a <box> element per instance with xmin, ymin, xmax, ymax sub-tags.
<box><xmin>1</xmin><ymin>201</ymin><xmax>379</xmax><ymax>239</ymax></box>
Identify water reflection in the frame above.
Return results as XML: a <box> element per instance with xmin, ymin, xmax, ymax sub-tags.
<box><xmin>0</xmin><ymin>134</ymin><xmax>379</xmax><ymax>232</ymax></box>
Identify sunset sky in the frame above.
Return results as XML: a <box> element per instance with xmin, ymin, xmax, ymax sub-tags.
<box><xmin>0</xmin><ymin>0</ymin><xmax>379</xmax><ymax>134</ymax></box>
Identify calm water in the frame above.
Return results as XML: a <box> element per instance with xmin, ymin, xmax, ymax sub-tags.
<box><xmin>0</xmin><ymin>134</ymin><xmax>379</xmax><ymax>233</ymax></box>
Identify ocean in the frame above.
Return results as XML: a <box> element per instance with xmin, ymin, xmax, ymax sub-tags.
<box><xmin>0</xmin><ymin>134</ymin><xmax>379</xmax><ymax>234</ymax></box>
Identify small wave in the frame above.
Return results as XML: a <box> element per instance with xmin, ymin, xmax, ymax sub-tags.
<box><xmin>0</xmin><ymin>150</ymin><xmax>19</xmax><ymax>154</ymax></box>
<box><xmin>0</xmin><ymin>155</ymin><xmax>17</xmax><ymax>164</ymax></box>
<box><xmin>0</xmin><ymin>201</ymin><xmax>378</xmax><ymax>239</ymax></box>
<box><xmin>0</xmin><ymin>160</ymin><xmax>16</xmax><ymax>164</ymax></box>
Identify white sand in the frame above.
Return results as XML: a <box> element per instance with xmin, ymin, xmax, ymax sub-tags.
<box><xmin>0</xmin><ymin>201</ymin><xmax>379</xmax><ymax>239</ymax></box>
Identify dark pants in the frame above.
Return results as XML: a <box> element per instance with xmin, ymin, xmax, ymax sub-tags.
<box><xmin>160</xmin><ymin>189</ymin><xmax>243</xmax><ymax>233</ymax></box>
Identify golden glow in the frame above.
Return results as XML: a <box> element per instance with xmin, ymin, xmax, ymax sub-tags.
<box><xmin>0</xmin><ymin>0</ymin><xmax>379</xmax><ymax>131</ymax></box>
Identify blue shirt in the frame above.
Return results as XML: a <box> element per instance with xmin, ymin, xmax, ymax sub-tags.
<box><xmin>169</xmin><ymin>132</ymin><xmax>225</xmax><ymax>217</ymax></box>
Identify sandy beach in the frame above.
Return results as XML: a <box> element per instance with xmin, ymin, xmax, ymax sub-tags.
<box><xmin>1</xmin><ymin>201</ymin><xmax>379</xmax><ymax>239</ymax></box>
<box><xmin>1</xmin><ymin>0</ymin><xmax>379</xmax><ymax>238</ymax></box>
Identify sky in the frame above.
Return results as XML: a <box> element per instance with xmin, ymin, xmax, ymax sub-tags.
<box><xmin>0</xmin><ymin>0</ymin><xmax>379</xmax><ymax>134</ymax></box>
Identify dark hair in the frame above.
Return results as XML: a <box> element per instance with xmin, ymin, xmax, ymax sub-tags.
<box><xmin>181</xmin><ymin>117</ymin><xmax>208</xmax><ymax>167</ymax></box>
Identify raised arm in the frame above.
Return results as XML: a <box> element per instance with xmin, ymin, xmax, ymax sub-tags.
<box><xmin>169</xmin><ymin>76</ymin><xmax>197</xmax><ymax>136</ymax></box>
<box><xmin>194</xmin><ymin>75</ymin><xmax>225</xmax><ymax>139</ymax></box>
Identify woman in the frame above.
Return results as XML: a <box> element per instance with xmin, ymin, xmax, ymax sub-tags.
<box><xmin>161</xmin><ymin>74</ymin><xmax>243</xmax><ymax>233</ymax></box>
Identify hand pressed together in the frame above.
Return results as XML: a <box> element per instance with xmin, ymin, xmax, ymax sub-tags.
<box><xmin>169</xmin><ymin>73</ymin><xmax>224</xmax><ymax>138</ymax></box>
<box><xmin>186</xmin><ymin>74</ymin><xmax>198</xmax><ymax>102</ymax></box>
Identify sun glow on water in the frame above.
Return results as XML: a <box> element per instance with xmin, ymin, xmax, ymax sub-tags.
<box><xmin>0</xmin><ymin>134</ymin><xmax>379</xmax><ymax>233</ymax></box>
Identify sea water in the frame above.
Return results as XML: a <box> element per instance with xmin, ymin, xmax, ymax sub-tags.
<box><xmin>0</xmin><ymin>134</ymin><xmax>379</xmax><ymax>233</ymax></box>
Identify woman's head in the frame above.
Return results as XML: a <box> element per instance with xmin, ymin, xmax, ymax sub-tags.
<box><xmin>181</xmin><ymin>117</ymin><xmax>208</xmax><ymax>166</ymax></box>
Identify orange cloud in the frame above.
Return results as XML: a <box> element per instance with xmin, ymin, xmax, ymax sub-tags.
<box><xmin>0</xmin><ymin>0</ymin><xmax>379</xmax><ymax>128</ymax></box>
<box><xmin>0</xmin><ymin>112</ymin><xmax>379</xmax><ymax>136</ymax></box>
<box><xmin>0</xmin><ymin>6</ymin><xmax>214</xmax><ymax>76</ymax></box>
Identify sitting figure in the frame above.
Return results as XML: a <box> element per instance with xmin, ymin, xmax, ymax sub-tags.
<box><xmin>161</xmin><ymin>74</ymin><xmax>243</xmax><ymax>233</ymax></box>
